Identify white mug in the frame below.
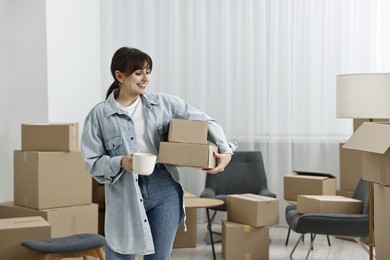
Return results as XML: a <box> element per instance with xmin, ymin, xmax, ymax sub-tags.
<box><xmin>132</xmin><ymin>153</ymin><xmax>157</xmax><ymax>175</ymax></box>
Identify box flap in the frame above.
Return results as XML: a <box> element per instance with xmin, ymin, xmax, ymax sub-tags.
<box><xmin>343</xmin><ymin>122</ymin><xmax>390</xmax><ymax>154</ymax></box>
<box><xmin>293</xmin><ymin>171</ymin><xmax>335</xmax><ymax>179</ymax></box>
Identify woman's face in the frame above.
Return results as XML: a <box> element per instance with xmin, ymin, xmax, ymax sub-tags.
<box><xmin>117</xmin><ymin>66</ymin><xmax>151</xmax><ymax>95</ymax></box>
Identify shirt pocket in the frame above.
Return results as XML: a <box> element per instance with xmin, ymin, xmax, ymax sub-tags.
<box><xmin>104</xmin><ymin>136</ymin><xmax>124</xmax><ymax>156</ymax></box>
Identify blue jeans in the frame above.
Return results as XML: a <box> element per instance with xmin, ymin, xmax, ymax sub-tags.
<box><xmin>105</xmin><ymin>164</ymin><xmax>183</xmax><ymax>260</ymax></box>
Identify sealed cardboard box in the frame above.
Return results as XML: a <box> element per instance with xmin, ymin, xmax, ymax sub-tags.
<box><xmin>0</xmin><ymin>216</ymin><xmax>51</xmax><ymax>259</ymax></box>
<box><xmin>227</xmin><ymin>193</ymin><xmax>279</xmax><ymax>227</ymax></box>
<box><xmin>343</xmin><ymin>122</ymin><xmax>390</xmax><ymax>185</ymax></box>
<box><xmin>173</xmin><ymin>192</ymin><xmax>198</xmax><ymax>248</ymax></box>
<box><xmin>14</xmin><ymin>150</ymin><xmax>92</xmax><ymax>209</ymax></box>
<box><xmin>339</xmin><ymin>142</ymin><xmax>363</xmax><ymax>192</ymax></box>
<box><xmin>284</xmin><ymin>171</ymin><xmax>336</xmax><ymax>201</ymax></box>
<box><xmin>22</xmin><ymin>123</ymin><xmax>79</xmax><ymax>151</ymax></box>
<box><xmin>297</xmin><ymin>195</ymin><xmax>362</xmax><ymax>214</ymax></box>
<box><xmin>374</xmin><ymin>183</ymin><xmax>390</xmax><ymax>260</ymax></box>
<box><xmin>159</xmin><ymin>142</ymin><xmax>218</xmax><ymax>168</ymax></box>
<box><xmin>0</xmin><ymin>202</ymin><xmax>98</xmax><ymax>238</ymax></box>
<box><xmin>222</xmin><ymin>220</ymin><xmax>269</xmax><ymax>260</ymax></box>
<box><xmin>168</xmin><ymin>119</ymin><xmax>208</xmax><ymax>144</ymax></box>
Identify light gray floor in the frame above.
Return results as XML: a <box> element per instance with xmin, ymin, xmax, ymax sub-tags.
<box><xmin>165</xmin><ymin>223</ymin><xmax>372</xmax><ymax>260</ymax></box>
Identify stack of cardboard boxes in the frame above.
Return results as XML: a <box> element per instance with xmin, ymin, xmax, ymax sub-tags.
<box><xmin>223</xmin><ymin>194</ymin><xmax>279</xmax><ymax>260</ymax></box>
<box><xmin>159</xmin><ymin>119</ymin><xmax>218</xmax><ymax>169</ymax></box>
<box><xmin>343</xmin><ymin>121</ymin><xmax>390</xmax><ymax>259</ymax></box>
<box><xmin>0</xmin><ymin>123</ymin><xmax>98</xmax><ymax>259</ymax></box>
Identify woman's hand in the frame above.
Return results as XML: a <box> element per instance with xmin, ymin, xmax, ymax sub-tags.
<box><xmin>204</xmin><ymin>152</ymin><xmax>232</xmax><ymax>174</ymax></box>
<box><xmin>121</xmin><ymin>154</ymin><xmax>134</xmax><ymax>172</ymax></box>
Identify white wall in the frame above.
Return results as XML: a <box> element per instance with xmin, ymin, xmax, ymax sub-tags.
<box><xmin>0</xmin><ymin>0</ymin><xmax>101</xmax><ymax>203</ymax></box>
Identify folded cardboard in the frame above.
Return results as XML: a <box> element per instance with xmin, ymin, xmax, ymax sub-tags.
<box><xmin>222</xmin><ymin>220</ymin><xmax>269</xmax><ymax>260</ymax></box>
<box><xmin>336</xmin><ymin>189</ymin><xmax>354</xmax><ymax>198</ymax></box>
<box><xmin>14</xmin><ymin>150</ymin><xmax>92</xmax><ymax>209</ymax></box>
<box><xmin>173</xmin><ymin>192</ymin><xmax>198</xmax><ymax>248</ymax></box>
<box><xmin>0</xmin><ymin>202</ymin><xmax>98</xmax><ymax>238</ymax></box>
<box><xmin>21</xmin><ymin>123</ymin><xmax>79</xmax><ymax>151</ymax></box>
<box><xmin>343</xmin><ymin>122</ymin><xmax>390</xmax><ymax>185</ymax></box>
<box><xmin>353</xmin><ymin>118</ymin><xmax>389</xmax><ymax>132</ymax></box>
<box><xmin>339</xmin><ymin>142</ymin><xmax>363</xmax><ymax>191</ymax></box>
<box><xmin>297</xmin><ymin>195</ymin><xmax>362</xmax><ymax>214</ymax></box>
<box><xmin>168</xmin><ymin>119</ymin><xmax>208</xmax><ymax>144</ymax></box>
<box><xmin>159</xmin><ymin>142</ymin><xmax>218</xmax><ymax>168</ymax></box>
<box><xmin>227</xmin><ymin>193</ymin><xmax>279</xmax><ymax>227</ymax></box>
<box><xmin>284</xmin><ymin>171</ymin><xmax>336</xmax><ymax>201</ymax></box>
<box><xmin>374</xmin><ymin>183</ymin><xmax>390</xmax><ymax>260</ymax></box>
<box><xmin>0</xmin><ymin>216</ymin><xmax>51</xmax><ymax>259</ymax></box>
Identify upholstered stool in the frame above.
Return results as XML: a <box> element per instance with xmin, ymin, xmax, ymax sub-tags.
<box><xmin>21</xmin><ymin>233</ymin><xmax>106</xmax><ymax>260</ymax></box>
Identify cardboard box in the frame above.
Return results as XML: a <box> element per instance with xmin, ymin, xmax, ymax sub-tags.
<box><xmin>92</xmin><ymin>179</ymin><xmax>105</xmax><ymax>209</ymax></box>
<box><xmin>0</xmin><ymin>216</ymin><xmax>51</xmax><ymax>259</ymax></box>
<box><xmin>0</xmin><ymin>202</ymin><xmax>98</xmax><ymax>238</ymax></box>
<box><xmin>168</xmin><ymin>119</ymin><xmax>208</xmax><ymax>144</ymax></box>
<box><xmin>339</xmin><ymin>142</ymin><xmax>363</xmax><ymax>191</ymax></box>
<box><xmin>222</xmin><ymin>220</ymin><xmax>269</xmax><ymax>260</ymax></box>
<box><xmin>343</xmin><ymin>122</ymin><xmax>390</xmax><ymax>185</ymax></box>
<box><xmin>353</xmin><ymin>118</ymin><xmax>388</xmax><ymax>132</ymax></box>
<box><xmin>159</xmin><ymin>142</ymin><xmax>218</xmax><ymax>168</ymax></box>
<box><xmin>336</xmin><ymin>189</ymin><xmax>354</xmax><ymax>198</ymax></box>
<box><xmin>227</xmin><ymin>193</ymin><xmax>279</xmax><ymax>227</ymax></box>
<box><xmin>284</xmin><ymin>171</ymin><xmax>336</xmax><ymax>201</ymax></box>
<box><xmin>21</xmin><ymin>123</ymin><xmax>79</xmax><ymax>151</ymax></box>
<box><xmin>14</xmin><ymin>150</ymin><xmax>92</xmax><ymax>209</ymax></box>
<box><xmin>297</xmin><ymin>195</ymin><xmax>362</xmax><ymax>214</ymax></box>
<box><xmin>173</xmin><ymin>192</ymin><xmax>198</xmax><ymax>248</ymax></box>
<box><xmin>374</xmin><ymin>183</ymin><xmax>390</xmax><ymax>260</ymax></box>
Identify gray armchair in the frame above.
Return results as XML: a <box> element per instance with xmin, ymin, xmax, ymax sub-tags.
<box><xmin>286</xmin><ymin>178</ymin><xmax>370</xmax><ymax>260</ymax></box>
<box><xmin>200</xmin><ymin>151</ymin><xmax>276</xmax><ymax>241</ymax></box>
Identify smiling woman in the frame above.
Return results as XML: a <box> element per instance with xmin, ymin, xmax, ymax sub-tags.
<box><xmin>80</xmin><ymin>47</ymin><xmax>237</xmax><ymax>259</ymax></box>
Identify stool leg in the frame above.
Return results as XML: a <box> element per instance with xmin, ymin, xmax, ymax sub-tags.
<box><xmin>96</xmin><ymin>247</ymin><xmax>105</xmax><ymax>260</ymax></box>
<box><xmin>83</xmin><ymin>257</ymin><xmax>88</xmax><ymax>260</ymax></box>
<box><xmin>24</xmin><ymin>250</ymin><xmax>33</xmax><ymax>260</ymax></box>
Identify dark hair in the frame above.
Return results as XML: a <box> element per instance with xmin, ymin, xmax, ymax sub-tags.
<box><xmin>106</xmin><ymin>47</ymin><xmax>153</xmax><ymax>99</ymax></box>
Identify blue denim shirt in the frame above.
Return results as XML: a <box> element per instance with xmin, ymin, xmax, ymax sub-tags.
<box><xmin>81</xmin><ymin>89</ymin><xmax>237</xmax><ymax>255</ymax></box>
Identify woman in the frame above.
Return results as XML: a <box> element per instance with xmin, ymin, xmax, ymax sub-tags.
<box><xmin>81</xmin><ymin>47</ymin><xmax>237</xmax><ymax>259</ymax></box>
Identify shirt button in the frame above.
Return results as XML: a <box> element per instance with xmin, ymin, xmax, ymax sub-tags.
<box><xmin>140</xmin><ymin>199</ymin><xmax>143</xmax><ymax>202</ymax></box>
<box><xmin>130</xmin><ymin>137</ymin><xmax>134</xmax><ymax>140</ymax></box>
<box><xmin>144</xmin><ymin>219</ymin><xmax>147</xmax><ymax>222</ymax></box>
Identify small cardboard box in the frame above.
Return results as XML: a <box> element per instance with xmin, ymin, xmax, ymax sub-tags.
<box><xmin>168</xmin><ymin>119</ymin><xmax>208</xmax><ymax>144</ymax></box>
<box><xmin>284</xmin><ymin>171</ymin><xmax>336</xmax><ymax>201</ymax></box>
<box><xmin>227</xmin><ymin>193</ymin><xmax>279</xmax><ymax>227</ymax></box>
<box><xmin>159</xmin><ymin>142</ymin><xmax>218</xmax><ymax>168</ymax></box>
<box><xmin>374</xmin><ymin>183</ymin><xmax>390</xmax><ymax>260</ymax></box>
<box><xmin>22</xmin><ymin>123</ymin><xmax>79</xmax><ymax>151</ymax></box>
<box><xmin>339</xmin><ymin>142</ymin><xmax>363</xmax><ymax>192</ymax></box>
<box><xmin>297</xmin><ymin>195</ymin><xmax>362</xmax><ymax>214</ymax></box>
<box><xmin>14</xmin><ymin>150</ymin><xmax>92</xmax><ymax>209</ymax></box>
<box><xmin>173</xmin><ymin>192</ymin><xmax>198</xmax><ymax>248</ymax></box>
<box><xmin>0</xmin><ymin>202</ymin><xmax>98</xmax><ymax>238</ymax></box>
<box><xmin>343</xmin><ymin>122</ymin><xmax>390</xmax><ymax>185</ymax></box>
<box><xmin>222</xmin><ymin>220</ymin><xmax>269</xmax><ymax>260</ymax></box>
<box><xmin>0</xmin><ymin>216</ymin><xmax>51</xmax><ymax>259</ymax></box>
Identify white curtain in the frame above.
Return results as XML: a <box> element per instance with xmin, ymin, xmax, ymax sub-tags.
<box><xmin>100</xmin><ymin>0</ymin><xmax>390</xmax><ymax>224</ymax></box>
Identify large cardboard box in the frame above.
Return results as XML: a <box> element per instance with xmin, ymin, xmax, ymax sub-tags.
<box><xmin>343</xmin><ymin>122</ymin><xmax>390</xmax><ymax>185</ymax></box>
<box><xmin>168</xmin><ymin>119</ymin><xmax>208</xmax><ymax>144</ymax></box>
<box><xmin>159</xmin><ymin>142</ymin><xmax>218</xmax><ymax>168</ymax></box>
<box><xmin>14</xmin><ymin>150</ymin><xmax>92</xmax><ymax>209</ymax></box>
<box><xmin>227</xmin><ymin>193</ymin><xmax>279</xmax><ymax>227</ymax></box>
<box><xmin>374</xmin><ymin>183</ymin><xmax>390</xmax><ymax>260</ymax></box>
<box><xmin>0</xmin><ymin>202</ymin><xmax>98</xmax><ymax>238</ymax></box>
<box><xmin>339</xmin><ymin>142</ymin><xmax>363</xmax><ymax>192</ymax></box>
<box><xmin>0</xmin><ymin>216</ymin><xmax>51</xmax><ymax>259</ymax></box>
<box><xmin>284</xmin><ymin>171</ymin><xmax>336</xmax><ymax>201</ymax></box>
<box><xmin>222</xmin><ymin>220</ymin><xmax>269</xmax><ymax>260</ymax></box>
<box><xmin>353</xmin><ymin>118</ymin><xmax>389</xmax><ymax>132</ymax></box>
<box><xmin>173</xmin><ymin>192</ymin><xmax>198</xmax><ymax>248</ymax></box>
<box><xmin>21</xmin><ymin>123</ymin><xmax>79</xmax><ymax>151</ymax></box>
<box><xmin>297</xmin><ymin>195</ymin><xmax>362</xmax><ymax>214</ymax></box>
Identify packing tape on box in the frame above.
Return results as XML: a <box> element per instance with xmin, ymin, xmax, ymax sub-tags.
<box><xmin>243</xmin><ymin>225</ymin><xmax>251</xmax><ymax>232</ymax></box>
<box><xmin>244</xmin><ymin>253</ymin><xmax>252</xmax><ymax>260</ymax></box>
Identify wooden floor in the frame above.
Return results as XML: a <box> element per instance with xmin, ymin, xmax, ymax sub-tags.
<box><xmin>165</xmin><ymin>223</ymin><xmax>372</xmax><ymax>260</ymax></box>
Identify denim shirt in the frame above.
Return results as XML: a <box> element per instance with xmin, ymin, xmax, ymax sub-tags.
<box><xmin>81</xmin><ymin>89</ymin><xmax>237</xmax><ymax>255</ymax></box>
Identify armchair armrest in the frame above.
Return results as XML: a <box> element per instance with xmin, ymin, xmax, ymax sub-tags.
<box><xmin>259</xmin><ymin>188</ymin><xmax>277</xmax><ymax>198</ymax></box>
<box><xmin>200</xmin><ymin>187</ymin><xmax>216</xmax><ymax>198</ymax></box>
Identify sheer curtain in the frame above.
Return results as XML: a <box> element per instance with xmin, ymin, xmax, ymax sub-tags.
<box><xmin>100</xmin><ymin>0</ymin><xmax>390</xmax><ymax>224</ymax></box>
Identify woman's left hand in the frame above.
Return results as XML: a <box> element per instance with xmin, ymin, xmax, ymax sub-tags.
<box><xmin>204</xmin><ymin>152</ymin><xmax>232</xmax><ymax>174</ymax></box>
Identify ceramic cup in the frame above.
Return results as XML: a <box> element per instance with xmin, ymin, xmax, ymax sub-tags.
<box><xmin>132</xmin><ymin>152</ymin><xmax>157</xmax><ymax>175</ymax></box>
